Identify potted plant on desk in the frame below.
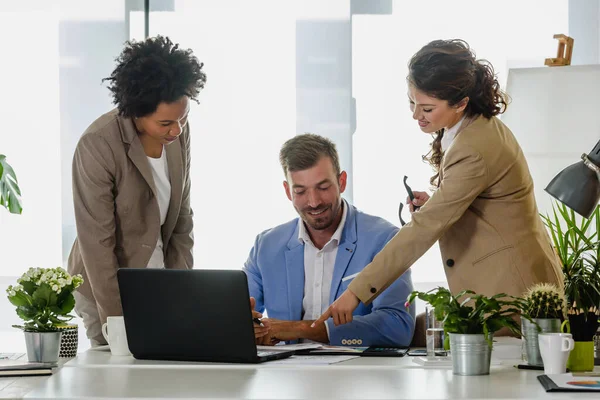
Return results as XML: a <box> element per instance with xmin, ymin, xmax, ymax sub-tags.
<box><xmin>407</xmin><ymin>287</ymin><xmax>529</xmax><ymax>376</ymax></box>
<box><xmin>6</xmin><ymin>267</ymin><xmax>83</xmax><ymax>363</ymax></box>
<box><xmin>542</xmin><ymin>202</ymin><xmax>600</xmax><ymax>372</ymax></box>
<box><xmin>520</xmin><ymin>283</ymin><xmax>565</xmax><ymax>366</ymax></box>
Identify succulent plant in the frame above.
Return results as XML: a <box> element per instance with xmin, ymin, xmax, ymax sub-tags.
<box><xmin>522</xmin><ymin>283</ymin><xmax>565</xmax><ymax>320</ymax></box>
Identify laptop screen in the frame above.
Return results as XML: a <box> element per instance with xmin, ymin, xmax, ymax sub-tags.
<box><xmin>117</xmin><ymin>269</ymin><xmax>259</xmax><ymax>362</ymax></box>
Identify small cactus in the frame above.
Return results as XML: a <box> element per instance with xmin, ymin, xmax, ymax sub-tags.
<box><xmin>522</xmin><ymin>283</ymin><xmax>565</xmax><ymax>320</ymax></box>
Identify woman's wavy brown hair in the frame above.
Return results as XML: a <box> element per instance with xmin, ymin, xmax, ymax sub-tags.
<box><xmin>408</xmin><ymin>39</ymin><xmax>509</xmax><ymax>186</ymax></box>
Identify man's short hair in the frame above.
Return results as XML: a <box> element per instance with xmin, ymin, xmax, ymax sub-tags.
<box><xmin>279</xmin><ymin>133</ymin><xmax>341</xmax><ymax>178</ymax></box>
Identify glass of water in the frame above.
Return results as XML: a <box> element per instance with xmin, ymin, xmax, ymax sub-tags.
<box><xmin>425</xmin><ymin>307</ymin><xmax>446</xmax><ymax>357</ymax></box>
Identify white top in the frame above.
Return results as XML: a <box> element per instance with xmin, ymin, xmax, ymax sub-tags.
<box><xmin>298</xmin><ymin>200</ymin><xmax>348</xmax><ymax>330</ymax></box>
<box><xmin>146</xmin><ymin>148</ymin><xmax>171</xmax><ymax>269</ymax></box>
<box><xmin>441</xmin><ymin>115</ymin><xmax>466</xmax><ymax>152</ymax></box>
<box><xmin>20</xmin><ymin>339</ymin><xmax>600</xmax><ymax>400</ymax></box>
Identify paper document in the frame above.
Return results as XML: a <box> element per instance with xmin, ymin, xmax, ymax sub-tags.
<box><xmin>257</xmin><ymin>343</ymin><xmax>323</xmax><ymax>352</ymax></box>
<box><xmin>308</xmin><ymin>345</ymin><xmax>367</xmax><ymax>354</ymax></box>
<box><xmin>267</xmin><ymin>355</ymin><xmax>359</xmax><ymax>365</ymax></box>
<box><xmin>412</xmin><ymin>356</ymin><xmax>501</xmax><ymax>367</ymax></box>
<box><xmin>543</xmin><ymin>373</ymin><xmax>600</xmax><ymax>391</ymax></box>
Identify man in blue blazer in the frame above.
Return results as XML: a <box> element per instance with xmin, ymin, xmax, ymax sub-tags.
<box><xmin>244</xmin><ymin>134</ymin><xmax>415</xmax><ymax>346</ymax></box>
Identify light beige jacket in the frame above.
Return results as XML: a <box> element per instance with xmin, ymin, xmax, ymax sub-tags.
<box><xmin>349</xmin><ymin>115</ymin><xmax>562</xmax><ymax>304</ymax></box>
<box><xmin>67</xmin><ymin>109</ymin><xmax>193</xmax><ymax>326</ymax></box>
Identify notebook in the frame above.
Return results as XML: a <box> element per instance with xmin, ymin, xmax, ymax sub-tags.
<box><xmin>538</xmin><ymin>373</ymin><xmax>600</xmax><ymax>392</ymax></box>
<box><xmin>0</xmin><ymin>360</ymin><xmax>54</xmax><ymax>377</ymax></box>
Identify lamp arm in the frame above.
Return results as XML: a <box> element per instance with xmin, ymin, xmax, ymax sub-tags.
<box><xmin>586</xmin><ymin>139</ymin><xmax>600</xmax><ymax>167</ymax></box>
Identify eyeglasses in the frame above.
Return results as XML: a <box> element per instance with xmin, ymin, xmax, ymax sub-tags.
<box><xmin>398</xmin><ymin>175</ymin><xmax>420</xmax><ymax>226</ymax></box>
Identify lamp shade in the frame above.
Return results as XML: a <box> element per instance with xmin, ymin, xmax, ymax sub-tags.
<box><xmin>545</xmin><ymin>140</ymin><xmax>600</xmax><ymax>218</ymax></box>
<box><xmin>545</xmin><ymin>161</ymin><xmax>600</xmax><ymax>218</ymax></box>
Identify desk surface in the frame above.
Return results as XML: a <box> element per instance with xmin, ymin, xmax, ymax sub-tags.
<box><xmin>13</xmin><ymin>347</ymin><xmax>599</xmax><ymax>400</ymax></box>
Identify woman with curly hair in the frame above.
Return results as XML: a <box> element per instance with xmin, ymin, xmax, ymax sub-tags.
<box><xmin>315</xmin><ymin>39</ymin><xmax>563</xmax><ymax>328</ymax></box>
<box><xmin>68</xmin><ymin>35</ymin><xmax>206</xmax><ymax>346</ymax></box>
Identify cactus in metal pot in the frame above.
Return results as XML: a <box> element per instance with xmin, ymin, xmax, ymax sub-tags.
<box><xmin>522</xmin><ymin>283</ymin><xmax>565</xmax><ymax>320</ymax></box>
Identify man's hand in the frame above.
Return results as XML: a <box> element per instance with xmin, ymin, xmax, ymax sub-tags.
<box><xmin>312</xmin><ymin>289</ymin><xmax>360</xmax><ymax>327</ymax></box>
<box><xmin>257</xmin><ymin>319</ymin><xmax>329</xmax><ymax>345</ymax></box>
<box><xmin>406</xmin><ymin>190</ymin><xmax>430</xmax><ymax>212</ymax></box>
<box><xmin>250</xmin><ymin>297</ymin><xmax>270</xmax><ymax>340</ymax></box>
<box><xmin>255</xmin><ymin>319</ymin><xmax>284</xmax><ymax>346</ymax></box>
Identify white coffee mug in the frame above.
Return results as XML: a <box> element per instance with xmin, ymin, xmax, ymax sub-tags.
<box><xmin>101</xmin><ymin>316</ymin><xmax>131</xmax><ymax>356</ymax></box>
<box><xmin>538</xmin><ymin>333</ymin><xmax>574</xmax><ymax>374</ymax></box>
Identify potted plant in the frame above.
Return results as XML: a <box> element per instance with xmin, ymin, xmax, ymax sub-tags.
<box><xmin>6</xmin><ymin>267</ymin><xmax>83</xmax><ymax>363</ymax></box>
<box><xmin>406</xmin><ymin>287</ymin><xmax>529</xmax><ymax>376</ymax></box>
<box><xmin>541</xmin><ymin>202</ymin><xmax>600</xmax><ymax>372</ymax></box>
<box><xmin>0</xmin><ymin>154</ymin><xmax>23</xmax><ymax>214</ymax></box>
<box><xmin>520</xmin><ymin>283</ymin><xmax>565</xmax><ymax>366</ymax></box>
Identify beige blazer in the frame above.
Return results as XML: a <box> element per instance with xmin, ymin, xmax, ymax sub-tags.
<box><xmin>349</xmin><ymin>115</ymin><xmax>562</xmax><ymax>304</ymax></box>
<box><xmin>67</xmin><ymin>109</ymin><xmax>194</xmax><ymax>326</ymax></box>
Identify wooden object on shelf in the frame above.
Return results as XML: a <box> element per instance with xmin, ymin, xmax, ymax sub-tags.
<box><xmin>545</xmin><ymin>34</ymin><xmax>574</xmax><ymax>66</ymax></box>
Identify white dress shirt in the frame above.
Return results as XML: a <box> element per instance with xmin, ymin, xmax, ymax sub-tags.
<box><xmin>299</xmin><ymin>200</ymin><xmax>348</xmax><ymax>329</ymax></box>
<box><xmin>146</xmin><ymin>147</ymin><xmax>171</xmax><ymax>269</ymax></box>
<box><xmin>441</xmin><ymin>115</ymin><xmax>466</xmax><ymax>152</ymax></box>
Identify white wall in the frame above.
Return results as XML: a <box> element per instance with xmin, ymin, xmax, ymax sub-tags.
<box><xmin>568</xmin><ymin>0</ymin><xmax>600</xmax><ymax>65</ymax></box>
<box><xmin>502</xmin><ymin>65</ymin><xmax>600</xmax><ymax>219</ymax></box>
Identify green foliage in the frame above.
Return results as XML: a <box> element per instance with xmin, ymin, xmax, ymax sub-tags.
<box><xmin>0</xmin><ymin>154</ymin><xmax>22</xmax><ymax>214</ymax></box>
<box><xmin>521</xmin><ymin>283</ymin><xmax>565</xmax><ymax>320</ymax></box>
<box><xmin>407</xmin><ymin>287</ymin><xmax>530</xmax><ymax>348</ymax></box>
<box><xmin>6</xmin><ymin>267</ymin><xmax>84</xmax><ymax>332</ymax></box>
<box><xmin>541</xmin><ymin>202</ymin><xmax>600</xmax><ymax>315</ymax></box>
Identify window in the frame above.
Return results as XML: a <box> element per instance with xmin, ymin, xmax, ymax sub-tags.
<box><xmin>0</xmin><ymin>0</ymin><xmax>143</xmax><ymax>352</ymax></box>
<box><xmin>148</xmin><ymin>0</ymin><xmax>297</xmax><ymax>270</ymax></box>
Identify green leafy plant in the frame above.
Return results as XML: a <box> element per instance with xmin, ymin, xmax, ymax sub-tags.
<box><xmin>521</xmin><ymin>283</ymin><xmax>565</xmax><ymax>320</ymax></box>
<box><xmin>0</xmin><ymin>154</ymin><xmax>22</xmax><ymax>214</ymax></box>
<box><xmin>541</xmin><ymin>202</ymin><xmax>600</xmax><ymax>315</ymax></box>
<box><xmin>406</xmin><ymin>287</ymin><xmax>530</xmax><ymax>347</ymax></box>
<box><xmin>6</xmin><ymin>267</ymin><xmax>84</xmax><ymax>332</ymax></box>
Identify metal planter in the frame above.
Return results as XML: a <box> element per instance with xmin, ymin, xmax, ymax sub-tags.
<box><xmin>522</xmin><ymin>318</ymin><xmax>561</xmax><ymax>366</ymax></box>
<box><xmin>24</xmin><ymin>331</ymin><xmax>62</xmax><ymax>363</ymax></box>
<box><xmin>449</xmin><ymin>333</ymin><xmax>492</xmax><ymax>376</ymax></box>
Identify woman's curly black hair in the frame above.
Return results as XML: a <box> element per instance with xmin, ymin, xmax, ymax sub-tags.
<box><xmin>103</xmin><ymin>35</ymin><xmax>206</xmax><ymax>118</ymax></box>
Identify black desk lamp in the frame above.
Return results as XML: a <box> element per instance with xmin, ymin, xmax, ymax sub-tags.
<box><xmin>545</xmin><ymin>139</ymin><xmax>600</xmax><ymax>218</ymax></box>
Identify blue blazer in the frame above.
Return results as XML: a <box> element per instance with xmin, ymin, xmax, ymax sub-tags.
<box><xmin>243</xmin><ymin>203</ymin><xmax>416</xmax><ymax>346</ymax></box>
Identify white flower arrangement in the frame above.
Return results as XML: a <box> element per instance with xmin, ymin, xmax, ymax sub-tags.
<box><xmin>6</xmin><ymin>267</ymin><xmax>84</xmax><ymax>332</ymax></box>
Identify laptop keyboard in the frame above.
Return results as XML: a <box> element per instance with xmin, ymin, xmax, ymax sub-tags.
<box><xmin>0</xmin><ymin>353</ymin><xmax>26</xmax><ymax>360</ymax></box>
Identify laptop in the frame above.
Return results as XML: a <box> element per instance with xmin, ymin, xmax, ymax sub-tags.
<box><xmin>117</xmin><ymin>268</ymin><xmax>294</xmax><ymax>363</ymax></box>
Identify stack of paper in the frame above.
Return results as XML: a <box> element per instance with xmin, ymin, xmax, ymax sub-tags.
<box><xmin>267</xmin><ymin>355</ymin><xmax>359</xmax><ymax>365</ymax></box>
<box><xmin>412</xmin><ymin>356</ymin><xmax>502</xmax><ymax>367</ymax></box>
<box><xmin>257</xmin><ymin>343</ymin><xmax>323</xmax><ymax>352</ymax></box>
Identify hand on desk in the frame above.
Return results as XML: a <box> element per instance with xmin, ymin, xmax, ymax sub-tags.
<box><xmin>255</xmin><ymin>318</ymin><xmax>328</xmax><ymax>345</ymax></box>
<box><xmin>250</xmin><ymin>297</ymin><xmax>270</xmax><ymax>339</ymax></box>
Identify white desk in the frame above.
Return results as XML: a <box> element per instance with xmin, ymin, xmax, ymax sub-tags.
<box><xmin>11</xmin><ymin>346</ymin><xmax>599</xmax><ymax>400</ymax></box>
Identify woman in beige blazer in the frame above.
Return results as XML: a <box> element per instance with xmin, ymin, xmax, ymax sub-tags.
<box><xmin>67</xmin><ymin>36</ymin><xmax>206</xmax><ymax>345</ymax></box>
<box><xmin>314</xmin><ymin>39</ymin><xmax>563</xmax><ymax>327</ymax></box>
